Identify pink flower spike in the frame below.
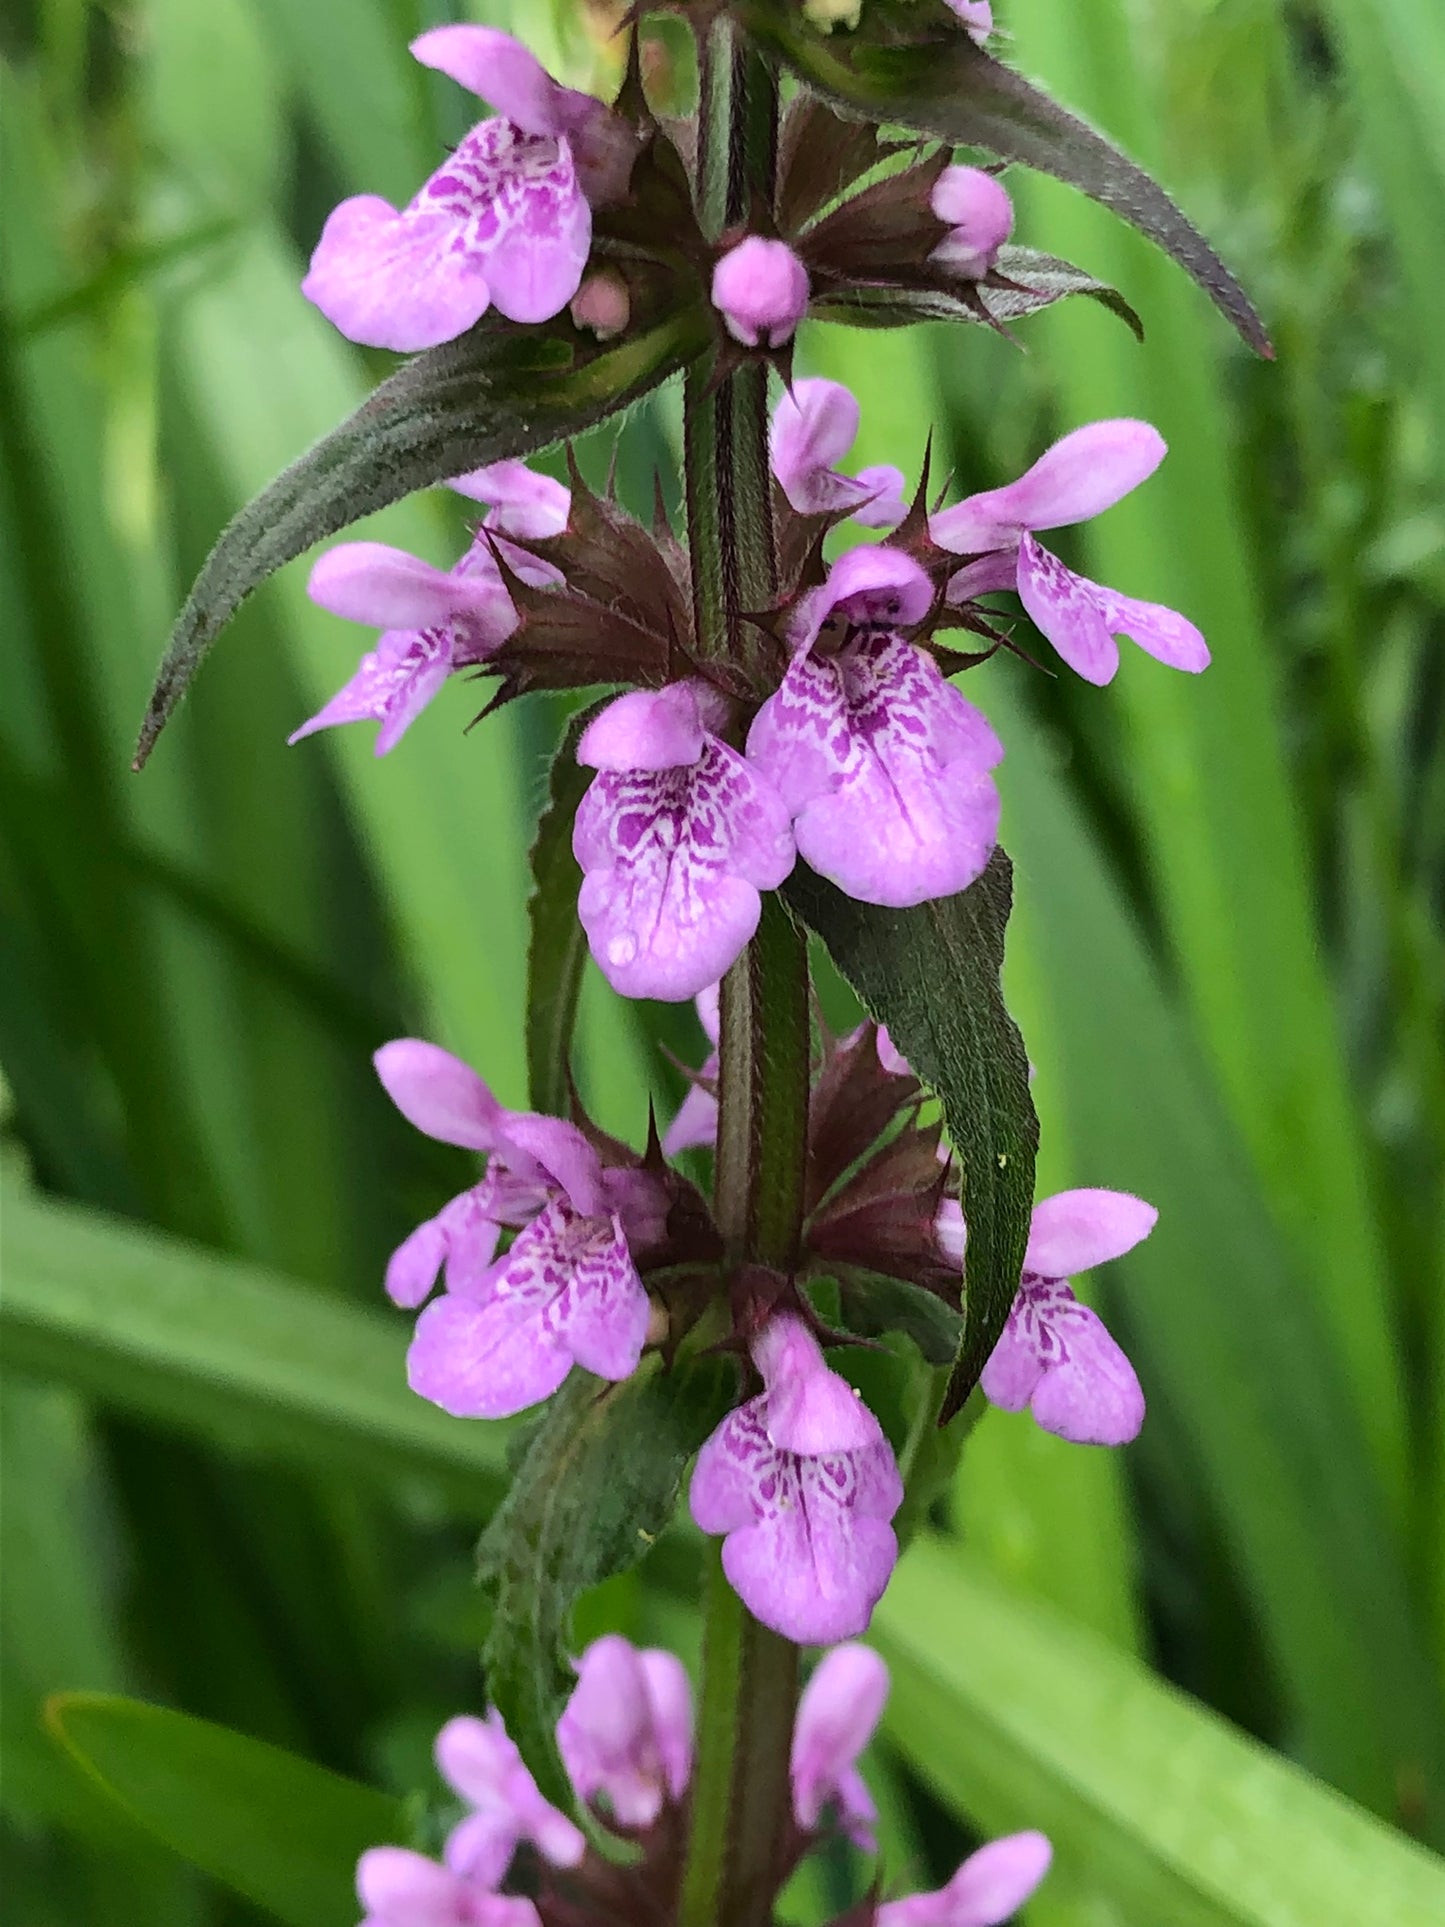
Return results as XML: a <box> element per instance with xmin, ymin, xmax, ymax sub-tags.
<box><xmin>573</xmin><ymin>684</ymin><xmax>796</xmax><ymax>1002</ymax></box>
<box><xmin>752</xmin><ymin>1314</ymin><xmax>882</xmax><ymax>1456</ymax></box>
<box><xmin>943</xmin><ymin>0</ymin><xmax>994</xmax><ymax>43</ymax></box>
<box><xmin>711</xmin><ymin>237</ymin><xmax>810</xmax><ymax>347</ymax></box>
<box><xmin>357</xmin><ymin>1844</ymin><xmax>539</xmax><ymax>1927</ymax></box>
<box><xmin>770</xmin><ymin>379</ymin><xmax>907</xmax><ymax>527</ymax></box>
<box><xmin>930</xmin><ymin>166</ymin><xmax>1014</xmax><ymax>279</ymax></box>
<box><xmin>436</xmin><ymin>1713</ymin><xmax>585</xmax><ymax>1881</ymax></box>
<box><xmin>447</xmin><ymin>461</ymin><xmax>571</xmax><ymax>541</ymax></box>
<box><xmin>1025</xmin><ymin>1188</ymin><xmax>1157</xmax><ymax>1278</ymax></box>
<box><xmin>407</xmin><ymin>1194</ymin><xmax>649</xmax><ymax>1418</ymax></box>
<box><xmin>790</xmin><ymin>1642</ymin><xmax>889</xmax><ymax>1848</ymax></box>
<box><xmin>878</xmin><ymin>1832</ymin><xmax>1053</xmax><ymax>1927</ymax></box>
<box><xmin>557</xmin><ymin>1634</ymin><xmax>693</xmax><ymax>1827</ymax></box>
<box><xmin>689</xmin><ymin>1396</ymin><xmax>902</xmax><ymax>1645</ymax></box>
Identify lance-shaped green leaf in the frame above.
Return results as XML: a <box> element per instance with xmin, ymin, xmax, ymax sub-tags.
<box><xmin>476</xmin><ymin>1356</ymin><xmax>737</xmax><ymax>1810</ymax></box>
<box><xmin>813</xmin><ymin>245</ymin><xmax>1144</xmax><ymax>339</ymax></box>
<box><xmin>47</xmin><ymin>1694</ymin><xmax>401</xmax><ymax>1927</ymax></box>
<box><xmin>136</xmin><ymin>301</ymin><xmax>711</xmax><ymax>767</ymax></box>
<box><xmin>784</xmin><ymin>852</ymin><xmax>1037</xmax><ymax>1422</ymax></box>
<box><xmin>739</xmin><ymin>1</ymin><xmax>1271</xmax><ymax>356</ymax></box>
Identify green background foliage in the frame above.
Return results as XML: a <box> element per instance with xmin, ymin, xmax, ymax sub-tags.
<box><xmin>1</xmin><ymin>1</ymin><xmax>1442</xmax><ymax>1921</ymax></box>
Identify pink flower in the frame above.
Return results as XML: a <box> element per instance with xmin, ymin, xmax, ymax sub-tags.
<box><xmin>770</xmin><ymin>379</ymin><xmax>906</xmax><ymax>526</ymax></box>
<box><xmin>304</xmin><ymin>28</ymin><xmax>628</xmax><ymax>349</ymax></box>
<box><xmin>746</xmin><ymin>548</ymin><xmax>1002</xmax><ymax>907</ymax></box>
<box><xmin>573</xmin><ymin>683</ymin><xmax>796</xmax><ymax>1002</ymax></box>
<box><xmin>790</xmin><ymin>1642</ymin><xmax>888</xmax><ymax>1849</ymax></box>
<box><xmin>943</xmin><ymin>1</ymin><xmax>995</xmax><ymax>43</ymax></box>
<box><xmin>689</xmin><ymin>1314</ymin><xmax>902</xmax><ymax>1643</ymax></box>
<box><xmin>929</xmin><ymin>167</ymin><xmax>1013</xmax><ymax>279</ymax></box>
<box><xmin>879</xmin><ymin>1833</ymin><xmax>1053</xmax><ymax>1927</ymax></box>
<box><xmin>356</xmin><ymin>1846</ymin><xmax>538</xmax><ymax>1927</ymax></box>
<box><xmin>436</xmin><ymin>1712</ymin><xmax>585</xmax><ymax>1886</ymax></box>
<box><xmin>293</xmin><ymin>462</ymin><xmax>567</xmax><ymax>753</ymax></box>
<box><xmin>557</xmin><ymin>1634</ymin><xmax>692</xmax><ymax>1827</ymax></box>
<box><xmin>374</xmin><ymin>1041</ymin><xmax>656</xmax><ymax>1419</ymax></box>
<box><xmin>934</xmin><ymin>422</ymin><xmax>1208</xmax><ymax>686</ymax></box>
<box><xmin>979</xmin><ymin>1189</ymin><xmax>1157</xmax><ymax>1445</ymax></box>
<box><xmin>662</xmin><ymin>985</ymin><xmax>720</xmax><ymax>1157</ymax></box>
<box><xmin>711</xmin><ymin>237</ymin><xmax>811</xmax><ymax>347</ymax></box>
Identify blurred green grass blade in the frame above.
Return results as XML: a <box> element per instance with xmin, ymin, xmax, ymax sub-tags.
<box><xmin>987</xmin><ymin>677</ymin><xmax>1443</xmax><ymax>1823</ymax></box>
<box><xmin>1316</xmin><ymin>0</ymin><xmax>1445</xmax><ymax>481</ymax></box>
<box><xmin>242</xmin><ymin>0</ymin><xmax>435</xmax><ymax>206</ymax></box>
<box><xmin>162</xmin><ymin>224</ymin><xmax>533</xmax><ymax>1099</ymax></box>
<box><xmin>1004</xmin><ymin>0</ymin><xmax>1406</xmax><ymax>1511</ymax></box>
<box><xmin>47</xmin><ymin>1693</ymin><xmax>401</xmax><ymax>1927</ymax></box>
<box><xmin>875</xmin><ymin>1537</ymin><xmax>1445</xmax><ymax>1927</ymax></box>
<box><xmin>0</xmin><ymin>1187</ymin><xmax>509</xmax><ymax>1505</ymax></box>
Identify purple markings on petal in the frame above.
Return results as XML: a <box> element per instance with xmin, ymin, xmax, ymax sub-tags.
<box><xmin>690</xmin><ymin>1397</ymin><xmax>902</xmax><ymax>1645</ymax></box>
<box><xmin>407</xmin><ymin>1197</ymin><xmax>648</xmax><ymax>1419</ymax></box>
<box><xmin>929</xmin><ymin>166</ymin><xmax>1013</xmax><ymax>279</ymax></box>
<box><xmin>771</xmin><ymin>379</ymin><xmax>906</xmax><ymax>527</ymax></box>
<box><xmin>384</xmin><ymin>1186</ymin><xmax>502</xmax><ymax>1309</ymax></box>
<box><xmin>790</xmin><ymin>1641</ymin><xmax>888</xmax><ymax>1848</ymax></box>
<box><xmin>410</xmin><ymin>27</ymin><xmax>581</xmax><ymax>139</ymax></box>
<box><xmin>711</xmin><ymin>236</ymin><xmax>810</xmax><ymax>347</ymax></box>
<box><xmin>557</xmin><ymin>1634</ymin><xmax>693</xmax><ymax>1827</ymax></box>
<box><xmin>747</xmin><ymin>632</ymin><xmax>1001</xmax><ymax>907</ymax></box>
<box><xmin>792</xmin><ymin>546</ymin><xmax>934</xmax><ymax>651</ymax></box>
<box><xmin>981</xmin><ymin>1279</ymin><xmax>1144</xmax><ymax>1446</ymax></box>
<box><xmin>289</xmin><ymin>627</ymin><xmax>455</xmax><ymax>755</ymax></box>
<box><xmin>574</xmin><ymin>703</ymin><xmax>795</xmax><ymax>1001</ymax></box>
<box><xmin>1016</xmin><ymin>532</ymin><xmax>1121</xmax><ymax>685</ymax></box>
<box><xmin>303</xmin><ymin>118</ymin><xmax>589</xmax><ymax>349</ymax></box>
<box><xmin>878</xmin><ymin>1832</ymin><xmax>1053</xmax><ymax>1927</ymax></box>
<box><xmin>753</xmin><ymin>1314</ymin><xmax>883</xmax><ymax>1456</ymax></box>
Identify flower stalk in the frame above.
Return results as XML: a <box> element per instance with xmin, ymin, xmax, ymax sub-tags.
<box><xmin>679</xmin><ymin>23</ymin><xmax>808</xmax><ymax>1927</ymax></box>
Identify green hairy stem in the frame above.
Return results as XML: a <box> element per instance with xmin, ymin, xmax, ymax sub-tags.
<box><xmin>678</xmin><ymin>22</ymin><xmax>807</xmax><ymax>1927</ymax></box>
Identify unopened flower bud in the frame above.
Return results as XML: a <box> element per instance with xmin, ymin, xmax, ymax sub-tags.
<box><xmin>929</xmin><ymin>165</ymin><xmax>1014</xmax><ymax>279</ymax></box>
<box><xmin>571</xmin><ymin>269</ymin><xmax>631</xmax><ymax>340</ymax></box>
<box><xmin>711</xmin><ymin>237</ymin><xmax>810</xmax><ymax>348</ymax></box>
